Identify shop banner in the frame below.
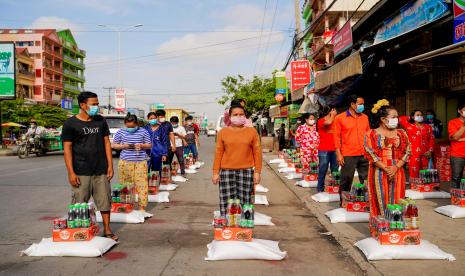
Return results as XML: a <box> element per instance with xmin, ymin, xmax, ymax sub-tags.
<box><xmin>0</xmin><ymin>43</ymin><xmax>15</xmax><ymax>100</ymax></box>
<box><xmin>115</xmin><ymin>88</ymin><xmax>125</xmax><ymax>111</ymax></box>
<box><xmin>333</xmin><ymin>21</ymin><xmax>353</xmax><ymax>57</ymax></box>
<box><xmin>454</xmin><ymin>1</ymin><xmax>465</xmax><ymax>43</ymax></box>
<box><xmin>61</xmin><ymin>98</ymin><xmax>73</xmax><ymax>110</ymax></box>
<box><xmin>275</xmin><ymin>71</ymin><xmax>287</xmax><ymax>95</ymax></box>
<box><xmin>373</xmin><ymin>0</ymin><xmax>448</xmax><ymax>45</ymax></box>
<box><xmin>290</xmin><ymin>60</ymin><xmax>311</xmax><ymax>92</ymax></box>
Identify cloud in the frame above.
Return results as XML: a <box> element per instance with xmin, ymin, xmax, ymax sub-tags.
<box><xmin>30</xmin><ymin>16</ymin><xmax>84</xmax><ymax>32</ymax></box>
<box><xmin>211</xmin><ymin>3</ymin><xmax>271</xmax><ymax>28</ymax></box>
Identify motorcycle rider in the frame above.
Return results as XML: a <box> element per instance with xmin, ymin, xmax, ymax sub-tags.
<box><xmin>25</xmin><ymin>119</ymin><xmax>45</xmax><ymax>151</ymax></box>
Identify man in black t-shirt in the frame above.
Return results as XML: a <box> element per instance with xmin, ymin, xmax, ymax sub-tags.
<box><xmin>61</xmin><ymin>91</ymin><xmax>117</xmax><ymax>241</ymax></box>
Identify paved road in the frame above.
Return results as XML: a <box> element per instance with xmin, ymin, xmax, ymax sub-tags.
<box><xmin>0</xmin><ymin>137</ymin><xmax>363</xmax><ymax>275</ymax></box>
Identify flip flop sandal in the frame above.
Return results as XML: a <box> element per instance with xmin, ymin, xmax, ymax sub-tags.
<box><xmin>103</xmin><ymin>233</ymin><xmax>119</xmax><ymax>241</ymax></box>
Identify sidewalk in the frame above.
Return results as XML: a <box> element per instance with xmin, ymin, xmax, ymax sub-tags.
<box><xmin>0</xmin><ymin>146</ymin><xmax>17</xmax><ymax>156</ymax></box>
<box><xmin>264</xmin><ymin>152</ymin><xmax>465</xmax><ymax>276</ymax></box>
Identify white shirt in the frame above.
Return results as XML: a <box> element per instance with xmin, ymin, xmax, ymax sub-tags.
<box><xmin>172</xmin><ymin>125</ymin><xmax>187</xmax><ymax>148</ymax></box>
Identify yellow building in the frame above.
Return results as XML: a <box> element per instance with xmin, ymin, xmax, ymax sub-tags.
<box><xmin>15</xmin><ymin>48</ymin><xmax>35</xmax><ymax>100</ymax></box>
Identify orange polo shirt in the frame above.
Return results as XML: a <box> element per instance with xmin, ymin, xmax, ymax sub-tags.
<box><xmin>333</xmin><ymin>110</ymin><xmax>370</xmax><ymax>156</ymax></box>
<box><xmin>448</xmin><ymin>118</ymin><xmax>465</xmax><ymax>158</ymax></box>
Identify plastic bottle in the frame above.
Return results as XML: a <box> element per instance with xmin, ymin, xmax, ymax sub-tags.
<box><xmin>226</xmin><ymin>199</ymin><xmax>234</xmax><ymax>227</ymax></box>
<box><xmin>234</xmin><ymin>199</ymin><xmax>242</xmax><ymax>227</ymax></box>
<box><xmin>67</xmin><ymin>204</ymin><xmax>75</xmax><ymax>229</ymax></box>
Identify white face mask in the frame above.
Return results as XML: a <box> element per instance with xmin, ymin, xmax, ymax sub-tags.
<box><xmin>462</xmin><ymin>111</ymin><xmax>465</xmax><ymax>117</ymax></box>
<box><xmin>386</xmin><ymin>118</ymin><xmax>399</xmax><ymax>129</ymax></box>
<box><xmin>159</xmin><ymin>118</ymin><xmax>166</xmax><ymax>123</ymax></box>
<box><xmin>414</xmin><ymin>116</ymin><xmax>423</xmax><ymax>123</ymax></box>
<box><xmin>307</xmin><ymin>119</ymin><xmax>315</xmax><ymax>126</ymax></box>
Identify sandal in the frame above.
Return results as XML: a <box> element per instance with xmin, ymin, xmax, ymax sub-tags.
<box><xmin>103</xmin><ymin>233</ymin><xmax>119</xmax><ymax>241</ymax></box>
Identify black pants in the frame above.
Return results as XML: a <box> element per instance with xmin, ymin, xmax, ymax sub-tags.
<box><xmin>278</xmin><ymin>138</ymin><xmax>285</xmax><ymax>151</ymax></box>
<box><xmin>451</xmin><ymin>156</ymin><xmax>465</xmax><ymax>189</ymax></box>
<box><xmin>339</xmin><ymin>155</ymin><xmax>369</xmax><ymax>205</ymax></box>
<box><xmin>168</xmin><ymin>147</ymin><xmax>186</xmax><ymax>175</ymax></box>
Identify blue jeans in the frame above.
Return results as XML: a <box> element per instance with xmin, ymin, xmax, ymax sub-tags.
<box><xmin>317</xmin><ymin>151</ymin><xmax>338</xmax><ymax>192</ymax></box>
<box><xmin>184</xmin><ymin>143</ymin><xmax>198</xmax><ymax>159</ymax></box>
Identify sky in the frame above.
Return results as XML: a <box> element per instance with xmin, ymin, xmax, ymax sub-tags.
<box><xmin>1</xmin><ymin>0</ymin><xmax>296</xmax><ymax>121</ymax></box>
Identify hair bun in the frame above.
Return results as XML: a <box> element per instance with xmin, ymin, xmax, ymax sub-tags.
<box><xmin>371</xmin><ymin>99</ymin><xmax>390</xmax><ymax>114</ymax></box>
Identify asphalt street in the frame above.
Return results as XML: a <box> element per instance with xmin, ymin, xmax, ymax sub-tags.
<box><xmin>0</xmin><ymin>136</ymin><xmax>363</xmax><ymax>275</ymax></box>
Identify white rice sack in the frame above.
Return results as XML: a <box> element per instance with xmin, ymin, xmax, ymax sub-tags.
<box><xmin>96</xmin><ymin>210</ymin><xmax>153</xmax><ymax>224</ymax></box>
<box><xmin>355</xmin><ymin>238</ymin><xmax>455</xmax><ymax>261</ymax></box>
<box><xmin>21</xmin><ymin>237</ymin><xmax>117</xmax><ymax>257</ymax></box>
<box><xmin>195</xmin><ymin>161</ymin><xmax>205</xmax><ymax>167</ymax></box>
<box><xmin>159</xmin><ymin>183</ymin><xmax>178</xmax><ymax>191</ymax></box>
<box><xmin>405</xmin><ymin>189</ymin><xmax>451</xmax><ymax>200</ymax></box>
<box><xmin>435</xmin><ymin>205</ymin><xmax>465</xmax><ymax>219</ymax></box>
<box><xmin>325</xmin><ymin>208</ymin><xmax>369</xmax><ymax>223</ymax></box>
<box><xmin>295</xmin><ymin>180</ymin><xmax>317</xmax><ymax>188</ymax></box>
<box><xmin>185</xmin><ymin>168</ymin><xmax>197</xmax><ymax>174</ymax></box>
<box><xmin>205</xmin><ymin>239</ymin><xmax>287</xmax><ymax>261</ymax></box>
<box><xmin>255</xmin><ymin>184</ymin><xmax>269</xmax><ymax>193</ymax></box>
<box><xmin>255</xmin><ymin>195</ymin><xmax>269</xmax><ymax>206</ymax></box>
<box><xmin>172</xmin><ymin>175</ymin><xmax>188</xmax><ymax>182</ymax></box>
<box><xmin>148</xmin><ymin>191</ymin><xmax>170</xmax><ymax>203</ymax></box>
<box><xmin>269</xmin><ymin>158</ymin><xmax>285</xmax><ymax>164</ymax></box>
<box><xmin>311</xmin><ymin>192</ymin><xmax>340</xmax><ymax>203</ymax></box>
<box><xmin>189</xmin><ymin>165</ymin><xmax>200</xmax><ymax>170</ymax></box>
<box><xmin>285</xmin><ymin>173</ymin><xmax>302</xmax><ymax>180</ymax></box>
<box><xmin>278</xmin><ymin>163</ymin><xmax>288</xmax><ymax>168</ymax></box>
<box><xmin>278</xmin><ymin>167</ymin><xmax>295</xmax><ymax>173</ymax></box>
<box><xmin>255</xmin><ymin>212</ymin><xmax>274</xmax><ymax>226</ymax></box>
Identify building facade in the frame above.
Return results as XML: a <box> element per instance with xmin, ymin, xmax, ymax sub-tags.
<box><xmin>15</xmin><ymin>48</ymin><xmax>35</xmax><ymax>101</ymax></box>
<box><xmin>0</xmin><ymin>29</ymin><xmax>63</xmax><ymax>105</ymax></box>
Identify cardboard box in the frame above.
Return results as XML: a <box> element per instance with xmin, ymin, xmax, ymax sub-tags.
<box><xmin>325</xmin><ymin>185</ymin><xmax>340</xmax><ymax>194</ymax></box>
<box><xmin>451</xmin><ymin>195</ymin><xmax>465</xmax><ymax>207</ymax></box>
<box><xmin>343</xmin><ymin>200</ymin><xmax>369</xmax><ymax>212</ymax></box>
<box><xmin>148</xmin><ymin>186</ymin><xmax>158</xmax><ymax>195</ymax></box>
<box><xmin>411</xmin><ymin>183</ymin><xmax>440</xmax><ymax>193</ymax></box>
<box><xmin>304</xmin><ymin>173</ymin><xmax>318</xmax><ymax>182</ymax></box>
<box><xmin>111</xmin><ymin>203</ymin><xmax>133</xmax><ymax>213</ymax></box>
<box><xmin>378</xmin><ymin>230</ymin><xmax>421</xmax><ymax>245</ymax></box>
<box><xmin>53</xmin><ymin>224</ymin><xmax>99</xmax><ymax>242</ymax></box>
<box><xmin>214</xmin><ymin>227</ymin><xmax>253</xmax><ymax>242</ymax></box>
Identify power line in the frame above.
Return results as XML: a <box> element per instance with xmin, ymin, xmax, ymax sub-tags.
<box><xmin>272</xmin><ymin>18</ymin><xmax>294</xmax><ymax>69</ymax></box>
<box><xmin>258</xmin><ymin>0</ymin><xmax>279</xmax><ymax>74</ymax></box>
<box><xmin>253</xmin><ymin>0</ymin><xmax>269</xmax><ymax>75</ymax></box>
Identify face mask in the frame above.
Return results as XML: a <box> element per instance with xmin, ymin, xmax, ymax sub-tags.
<box><xmin>159</xmin><ymin>118</ymin><xmax>166</xmax><ymax>123</ymax></box>
<box><xmin>297</xmin><ymin>121</ymin><xmax>302</xmax><ymax>124</ymax></box>
<box><xmin>31</xmin><ymin>124</ymin><xmax>37</xmax><ymax>128</ymax></box>
<box><xmin>462</xmin><ymin>111</ymin><xmax>465</xmax><ymax>117</ymax></box>
<box><xmin>87</xmin><ymin>105</ymin><xmax>99</xmax><ymax>116</ymax></box>
<box><xmin>426</xmin><ymin>115</ymin><xmax>434</xmax><ymax>120</ymax></box>
<box><xmin>307</xmin><ymin>119</ymin><xmax>316</xmax><ymax>125</ymax></box>
<box><xmin>149</xmin><ymin>119</ymin><xmax>158</xmax><ymax>125</ymax></box>
<box><xmin>355</xmin><ymin>104</ymin><xmax>364</xmax><ymax>113</ymax></box>
<box><xmin>187</xmin><ymin>121</ymin><xmax>193</xmax><ymax>126</ymax></box>
<box><xmin>231</xmin><ymin>116</ymin><xmax>246</xmax><ymax>126</ymax></box>
<box><xmin>172</xmin><ymin>124</ymin><xmax>178</xmax><ymax>128</ymax></box>
<box><xmin>386</xmin><ymin>118</ymin><xmax>399</xmax><ymax>129</ymax></box>
<box><xmin>414</xmin><ymin>116</ymin><xmax>424</xmax><ymax>123</ymax></box>
<box><xmin>126</xmin><ymin>127</ymin><xmax>138</xmax><ymax>133</ymax></box>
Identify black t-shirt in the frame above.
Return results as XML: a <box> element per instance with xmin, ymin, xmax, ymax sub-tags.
<box><xmin>61</xmin><ymin>115</ymin><xmax>110</xmax><ymax>176</ymax></box>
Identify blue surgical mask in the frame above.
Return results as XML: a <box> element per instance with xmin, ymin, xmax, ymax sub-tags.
<box><xmin>87</xmin><ymin>106</ymin><xmax>99</xmax><ymax>116</ymax></box>
<box><xmin>426</xmin><ymin>115</ymin><xmax>434</xmax><ymax>120</ymax></box>
<box><xmin>126</xmin><ymin>127</ymin><xmax>138</xmax><ymax>133</ymax></box>
<box><xmin>356</xmin><ymin>104</ymin><xmax>364</xmax><ymax>113</ymax></box>
<box><xmin>149</xmin><ymin>119</ymin><xmax>158</xmax><ymax>125</ymax></box>
<box><xmin>172</xmin><ymin>124</ymin><xmax>179</xmax><ymax>128</ymax></box>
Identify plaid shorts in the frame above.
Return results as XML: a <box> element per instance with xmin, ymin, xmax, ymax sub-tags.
<box><xmin>219</xmin><ymin>168</ymin><xmax>254</xmax><ymax>216</ymax></box>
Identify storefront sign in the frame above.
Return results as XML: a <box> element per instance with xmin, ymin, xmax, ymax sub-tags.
<box><xmin>275</xmin><ymin>71</ymin><xmax>287</xmax><ymax>95</ymax></box>
<box><xmin>290</xmin><ymin>60</ymin><xmax>311</xmax><ymax>92</ymax></box>
<box><xmin>114</xmin><ymin>88</ymin><xmax>125</xmax><ymax>111</ymax></box>
<box><xmin>0</xmin><ymin>43</ymin><xmax>15</xmax><ymax>100</ymax></box>
<box><xmin>374</xmin><ymin>0</ymin><xmax>448</xmax><ymax>45</ymax></box>
<box><xmin>454</xmin><ymin>1</ymin><xmax>465</xmax><ymax>43</ymax></box>
<box><xmin>333</xmin><ymin>22</ymin><xmax>353</xmax><ymax>57</ymax></box>
<box><xmin>279</xmin><ymin>106</ymin><xmax>288</xmax><ymax>117</ymax></box>
<box><xmin>61</xmin><ymin>98</ymin><xmax>73</xmax><ymax>110</ymax></box>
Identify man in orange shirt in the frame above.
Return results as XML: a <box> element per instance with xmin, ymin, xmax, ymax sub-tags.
<box><xmin>448</xmin><ymin>100</ymin><xmax>465</xmax><ymax>189</ymax></box>
<box><xmin>333</xmin><ymin>95</ymin><xmax>370</xmax><ymax>204</ymax></box>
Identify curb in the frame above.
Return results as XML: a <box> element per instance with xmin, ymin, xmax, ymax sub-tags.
<box><xmin>0</xmin><ymin>149</ymin><xmax>16</xmax><ymax>156</ymax></box>
<box><xmin>264</xmin><ymin>155</ymin><xmax>383</xmax><ymax>276</ymax></box>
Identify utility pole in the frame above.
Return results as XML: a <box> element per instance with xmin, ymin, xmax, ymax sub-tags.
<box><xmin>294</xmin><ymin>0</ymin><xmax>304</xmax><ymax>59</ymax></box>
<box><xmin>103</xmin><ymin>86</ymin><xmax>115</xmax><ymax>113</ymax></box>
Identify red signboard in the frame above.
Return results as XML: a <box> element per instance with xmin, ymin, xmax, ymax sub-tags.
<box><xmin>290</xmin><ymin>60</ymin><xmax>311</xmax><ymax>92</ymax></box>
<box><xmin>115</xmin><ymin>88</ymin><xmax>126</xmax><ymax>111</ymax></box>
<box><xmin>333</xmin><ymin>22</ymin><xmax>353</xmax><ymax>57</ymax></box>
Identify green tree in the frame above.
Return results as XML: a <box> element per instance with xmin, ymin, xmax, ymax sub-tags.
<box><xmin>1</xmin><ymin>99</ymin><xmax>68</xmax><ymax>128</ymax></box>
<box><xmin>218</xmin><ymin>74</ymin><xmax>276</xmax><ymax>113</ymax></box>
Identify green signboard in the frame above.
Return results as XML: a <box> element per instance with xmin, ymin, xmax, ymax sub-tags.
<box><xmin>0</xmin><ymin>43</ymin><xmax>15</xmax><ymax>99</ymax></box>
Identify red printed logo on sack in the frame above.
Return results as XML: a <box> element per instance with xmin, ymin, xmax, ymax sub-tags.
<box><xmin>222</xmin><ymin>229</ymin><xmax>233</xmax><ymax>240</ymax></box>
<box><xmin>388</xmin><ymin>233</ymin><xmax>401</xmax><ymax>244</ymax></box>
<box><xmin>353</xmin><ymin>203</ymin><xmax>361</xmax><ymax>211</ymax></box>
<box><xmin>424</xmin><ymin>185</ymin><xmax>431</xmax><ymax>192</ymax></box>
<box><xmin>59</xmin><ymin>230</ymin><xmax>71</xmax><ymax>240</ymax></box>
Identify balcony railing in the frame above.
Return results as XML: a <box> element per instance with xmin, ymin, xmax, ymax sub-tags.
<box><xmin>63</xmin><ymin>69</ymin><xmax>85</xmax><ymax>81</ymax></box>
<box><xmin>64</xmin><ymin>56</ymin><xmax>85</xmax><ymax>68</ymax></box>
<box><xmin>17</xmin><ymin>69</ymin><xmax>35</xmax><ymax>78</ymax></box>
<box><xmin>64</xmin><ymin>83</ymin><xmax>84</xmax><ymax>92</ymax></box>
<box><xmin>44</xmin><ymin>79</ymin><xmax>63</xmax><ymax>87</ymax></box>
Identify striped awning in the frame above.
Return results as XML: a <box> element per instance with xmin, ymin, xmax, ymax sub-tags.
<box><xmin>315</xmin><ymin>51</ymin><xmax>363</xmax><ymax>90</ymax></box>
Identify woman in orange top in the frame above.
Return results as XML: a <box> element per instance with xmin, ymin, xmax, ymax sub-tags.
<box><xmin>212</xmin><ymin>104</ymin><xmax>262</xmax><ymax>216</ymax></box>
<box><xmin>364</xmin><ymin>105</ymin><xmax>411</xmax><ymax>217</ymax></box>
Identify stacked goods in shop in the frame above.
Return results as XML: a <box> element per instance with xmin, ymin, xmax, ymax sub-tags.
<box><xmin>160</xmin><ymin>164</ymin><xmax>171</xmax><ymax>185</ymax></box>
<box><xmin>52</xmin><ymin>203</ymin><xmax>99</xmax><ymax>242</ymax></box>
<box><xmin>213</xmin><ymin>199</ymin><xmax>254</xmax><ymax>242</ymax></box>
<box><xmin>342</xmin><ymin>183</ymin><xmax>369</xmax><ymax>212</ymax></box>
<box><xmin>148</xmin><ymin>171</ymin><xmax>160</xmax><ymax>195</ymax></box>
<box><xmin>410</xmin><ymin>169</ymin><xmax>440</xmax><ymax>192</ymax></box>
<box><xmin>325</xmin><ymin>171</ymin><xmax>340</xmax><ymax>194</ymax></box>
<box><xmin>370</xmin><ymin>199</ymin><xmax>420</xmax><ymax>245</ymax></box>
<box><xmin>111</xmin><ymin>184</ymin><xmax>136</xmax><ymax>213</ymax></box>
<box><xmin>450</xmin><ymin>179</ymin><xmax>465</xmax><ymax>207</ymax></box>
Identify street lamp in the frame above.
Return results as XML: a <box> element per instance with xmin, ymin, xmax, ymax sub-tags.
<box><xmin>97</xmin><ymin>24</ymin><xmax>143</xmax><ymax>88</ymax></box>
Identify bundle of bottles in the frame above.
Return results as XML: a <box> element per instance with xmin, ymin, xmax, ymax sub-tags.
<box><xmin>308</xmin><ymin>162</ymin><xmax>319</xmax><ymax>174</ymax></box>
<box><xmin>184</xmin><ymin>152</ymin><xmax>194</xmax><ymax>167</ymax></box>
<box><xmin>111</xmin><ymin>184</ymin><xmax>137</xmax><ymax>205</ymax></box>
<box><xmin>371</xmin><ymin>199</ymin><xmax>419</xmax><ymax>233</ymax></box>
<box><xmin>344</xmin><ymin>183</ymin><xmax>368</xmax><ymax>202</ymax></box>
<box><xmin>52</xmin><ymin>203</ymin><xmax>97</xmax><ymax>230</ymax></box>
<box><xmin>419</xmin><ymin>169</ymin><xmax>440</xmax><ymax>184</ymax></box>
<box><xmin>450</xmin><ymin>178</ymin><xmax>465</xmax><ymax>201</ymax></box>
<box><xmin>148</xmin><ymin>171</ymin><xmax>160</xmax><ymax>187</ymax></box>
<box><xmin>160</xmin><ymin>164</ymin><xmax>171</xmax><ymax>185</ymax></box>
<box><xmin>283</xmin><ymin>148</ymin><xmax>299</xmax><ymax>162</ymax></box>
<box><xmin>214</xmin><ymin>198</ymin><xmax>255</xmax><ymax>229</ymax></box>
